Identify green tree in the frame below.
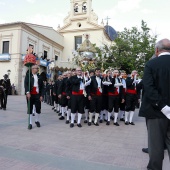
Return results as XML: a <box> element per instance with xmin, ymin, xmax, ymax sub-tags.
<box><xmin>100</xmin><ymin>20</ymin><xmax>157</xmax><ymax>74</ymax></box>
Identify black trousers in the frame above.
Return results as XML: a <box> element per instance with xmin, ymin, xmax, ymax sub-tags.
<box><xmin>108</xmin><ymin>95</ymin><xmax>120</xmax><ymax>112</ymax></box>
<box><xmin>125</xmin><ymin>93</ymin><xmax>137</xmax><ymax>111</ymax></box>
<box><xmin>60</xmin><ymin>95</ymin><xmax>68</xmax><ymax>107</ymax></box>
<box><xmin>71</xmin><ymin>95</ymin><xmax>85</xmax><ymax>113</ymax></box>
<box><xmin>27</xmin><ymin>94</ymin><xmax>41</xmax><ymax>114</ymax></box>
<box><xmin>102</xmin><ymin>95</ymin><xmax>108</xmax><ymax>111</ymax></box>
<box><xmin>0</xmin><ymin>91</ymin><xmax>6</xmax><ymax>109</ymax></box>
<box><xmin>89</xmin><ymin>95</ymin><xmax>102</xmax><ymax>113</ymax></box>
<box><xmin>147</xmin><ymin>118</ymin><xmax>170</xmax><ymax>170</ymax></box>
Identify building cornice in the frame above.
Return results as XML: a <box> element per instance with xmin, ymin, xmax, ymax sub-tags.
<box><xmin>0</xmin><ymin>22</ymin><xmax>64</xmax><ymax>50</ymax></box>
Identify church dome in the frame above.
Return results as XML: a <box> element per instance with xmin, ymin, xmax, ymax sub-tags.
<box><xmin>104</xmin><ymin>25</ymin><xmax>117</xmax><ymax>41</ymax></box>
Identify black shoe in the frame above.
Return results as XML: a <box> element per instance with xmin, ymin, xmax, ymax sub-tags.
<box><xmin>56</xmin><ymin>111</ymin><xmax>59</xmax><ymax>113</ymax></box>
<box><xmin>58</xmin><ymin>113</ymin><xmax>62</xmax><ymax>116</ymax></box>
<box><xmin>125</xmin><ymin>121</ymin><xmax>129</xmax><ymax>125</ymax></box>
<box><xmin>84</xmin><ymin>120</ymin><xmax>88</xmax><ymax>123</ymax></box>
<box><xmin>32</xmin><ymin>113</ymin><xmax>35</xmax><ymax>116</ymax></box>
<box><xmin>70</xmin><ymin>123</ymin><xmax>74</xmax><ymax>128</ymax></box>
<box><xmin>120</xmin><ymin>118</ymin><xmax>125</xmax><ymax>121</ymax></box>
<box><xmin>52</xmin><ymin>107</ymin><xmax>55</xmax><ymax>110</ymax></box>
<box><xmin>74</xmin><ymin>120</ymin><xmax>77</xmax><ymax>124</ymax></box>
<box><xmin>66</xmin><ymin>120</ymin><xmax>69</xmax><ymax>124</ymax></box>
<box><xmin>59</xmin><ymin>116</ymin><xmax>65</xmax><ymax>120</ymax></box>
<box><xmin>114</xmin><ymin>122</ymin><xmax>120</xmax><ymax>126</ymax></box>
<box><xmin>88</xmin><ymin>122</ymin><xmax>91</xmax><ymax>126</ymax></box>
<box><xmin>99</xmin><ymin>120</ymin><xmax>103</xmax><ymax>123</ymax></box>
<box><xmin>142</xmin><ymin>148</ymin><xmax>148</xmax><ymax>154</ymax></box>
<box><xmin>35</xmin><ymin>121</ymin><xmax>41</xmax><ymax>127</ymax></box>
<box><xmin>54</xmin><ymin>109</ymin><xmax>57</xmax><ymax>111</ymax></box>
<box><xmin>106</xmin><ymin>121</ymin><xmax>110</xmax><ymax>125</ymax></box>
<box><xmin>3</xmin><ymin>108</ymin><xmax>6</xmax><ymax>110</ymax></box>
<box><xmin>104</xmin><ymin>119</ymin><xmax>107</xmax><ymax>122</ymax></box>
<box><xmin>0</xmin><ymin>107</ymin><xmax>2</xmax><ymax>109</ymax></box>
<box><xmin>77</xmin><ymin>124</ymin><xmax>82</xmax><ymax>128</ymax></box>
<box><xmin>28</xmin><ymin>124</ymin><xmax>32</xmax><ymax>130</ymax></box>
<box><xmin>129</xmin><ymin>122</ymin><xmax>135</xmax><ymax>125</ymax></box>
<box><xmin>94</xmin><ymin>122</ymin><xmax>99</xmax><ymax>126</ymax></box>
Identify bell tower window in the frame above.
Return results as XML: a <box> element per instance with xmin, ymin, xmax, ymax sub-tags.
<box><xmin>82</xmin><ymin>2</ymin><xmax>87</xmax><ymax>13</ymax></box>
<box><xmin>74</xmin><ymin>3</ymin><xmax>78</xmax><ymax>13</ymax></box>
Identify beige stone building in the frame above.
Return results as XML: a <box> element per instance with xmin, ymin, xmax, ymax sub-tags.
<box><xmin>0</xmin><ymin>22</ymin><xmax>64</xmax><ymax>95</ymax></box>
<box><xmin>0</xmin><ymin>0</ymin><xmax>116</xmax><ymax>95</ymax></box>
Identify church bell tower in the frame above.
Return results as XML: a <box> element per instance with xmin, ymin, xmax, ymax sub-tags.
<box><xmin>70</xmin><ymin>0</ymin><xmax>93</xmax><ymax>20</ymax></box>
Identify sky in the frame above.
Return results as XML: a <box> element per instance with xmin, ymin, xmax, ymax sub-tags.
<box><xmin>0</xmin><ymin>0</ymin><xmax>169</xmax><ymax>41</ymax></box>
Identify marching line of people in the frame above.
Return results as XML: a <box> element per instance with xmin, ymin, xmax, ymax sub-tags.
<box><xmin>51</xmin><ymin>67</ymin><xmax>142</xmax><ymax>128</ymax></box>
<box><xmin>24</xmin><ymin>64</ymin><xmax>142</xmax><ymax>129</ymax></box>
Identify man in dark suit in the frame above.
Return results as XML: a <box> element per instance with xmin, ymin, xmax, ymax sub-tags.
<box><xmin>70</xmin><ymin>67</ymin><xmax>85</xmax><ymax>128</ymax></box>
<box><xmin>87</xmin><ymin>68</ymin><xmax>103</xmax><ymax>126</ymax></box>
<box><xmin>24</xmin><ymin>64</ymin><xmax>44</xmax><ymax>130</ymax></box>
<box><xmin>139</xmin><ymin>39</ymin><xmax>170</xmax><ymax>170</ymax></box>
<box><xmin>0</xmin><ymin>74</ymin><xmax>11</xmax><ymax>110</ymax></box>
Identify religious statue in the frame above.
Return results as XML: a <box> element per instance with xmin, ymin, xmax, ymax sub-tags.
<box><xmin>77</xmin><ymin>34</ymin><xmax>96</xmax><ymax>53</ymax></box>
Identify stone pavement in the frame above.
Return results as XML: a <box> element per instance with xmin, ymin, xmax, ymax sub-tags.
<box><xmin>0</xmin><ymin>96</ymin><xmax>169</xmax><ymax>170</ymax></box>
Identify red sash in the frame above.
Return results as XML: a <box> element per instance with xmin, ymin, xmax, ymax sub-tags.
<box><xmin>72</xmin><ymin>90</ymin><xmax>83</xmax><ymax>95</ymax></box>
<box><xmin>30</xmin><ymin>87</ymin><xmax>38</xmax><ymax>95</ymax></box>
<box><xmin>126</xmin><ymin>89</ymin><xmax>136</xmax><ymax>94</ymax></box>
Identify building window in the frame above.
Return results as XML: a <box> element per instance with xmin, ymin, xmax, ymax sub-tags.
<box><xmin>2</xmin><ymin>41</ymin><xmax>9</xmax><ymax>53</ymax></box>
<box><xmin>55</xmin><ymin>55</ymin><xmax>58</xmax><ymax>61</ymax></box>
<box><xmin>44</xmin><ymin>50</ymin><xmax>47</xmax><ymax>59</ymax></box>
<box><xmin>75</xmin><ymin>36</ymin><xmax>82</xmax><ymax>50</ymax></box>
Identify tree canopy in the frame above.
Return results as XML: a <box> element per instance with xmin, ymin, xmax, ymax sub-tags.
<box><xmin>96</xmin><ymin>20</ymin><xmax>157</xmax><ymax>75</ymax></box>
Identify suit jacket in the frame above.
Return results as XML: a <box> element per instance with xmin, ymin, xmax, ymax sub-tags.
<box><xmin>126</xmin><ymin>77</ymin><xmax>141</xmax><ymax>99</ymax></box>
<box><xmin>70</xmin><ymin>75</ymin><xmax>83</xmax><ymax>92</ymax></box>
<box><xmin>24</xmin><ymin>73</ymin><xmax>44</xmax><ymax>96</ymax></box>
<box><xmin>139</xmin><ymin>54</ymin><xmax>170</xmax><ymax>119</ymax></box>
<box><xmin>87</xmin><ymin>76</ymin><xmax>103</xmax><ymax>97</ymax></box>
<box><xmin>107</xmin><ymin>77</ymin><xmax>124</xmax><ymax>99</ymax></box>
<box><xmin>58</xmin><ymin>77</ymin><xmax>68</xmax><ymax>95</ymax></box>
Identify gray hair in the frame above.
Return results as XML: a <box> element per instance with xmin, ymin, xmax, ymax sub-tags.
<box><xmin>155</xmin><ymin>39</ymin><xmax>170</xmax><ymax>51</ymax></box>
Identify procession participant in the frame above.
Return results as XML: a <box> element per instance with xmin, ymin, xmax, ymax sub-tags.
<box><xmin>125</xmin><ymin>70</ymin><xmax>141</xmax><ymax>125</ymax></box>
<box><xmin>53</xmin><ymin>74</ymin><xmax>61</xmax><ymax>114</ymax></box>
<box><xmin>103</xmin><ymin>70</ymin><xmax>124</xmax><ymax>126</ymax></box>
<box><xmin>58</xmin><ymin>72</ymin><xmax>68</xmax><ymax>120</ymax></box>
<box><xmin>43</xmin><ymin>81</ymin><xmax>47</xmax><ymax>103</ymax></box>
<box><xmin>24</xmin><ymin>64</ymin><xmax>44</xmax><ymax>129</ymax></box>
<box><xmin>65</xmin><ymin>71</ymin><xmax>72</xmax><ymax>124</ymax></box>
<box><xmin>87</xmin><ymin>68</ymin><xmax>103</xmax><ymax>126</ymax></box>
<box><xmin>83</xmin><ymin>70</ymin><xmax>91</xmax><ymax>123</ymax></box>
<box><xmin>51</xmin><ymin>80</ymin><xmax>55</xmax><ymax>109</ymax></box>
<box><xmin>119</xmin><ymin>71</ymin><xmax>127</xmax><ymax>121</ymax></box>
<box><xmin>70</xmin><ymin>67</ymin><xmax>85</xmax><ymax>128</ymax></box>
<box><xmin>46</xmin><ymin>80</ymin><xmax>52</xmax><ymax>105</ymax></box>
<box><xmin>100</xmin><ymin>70</ymin><xmax>110</xmax><ymax>123</ymax></box>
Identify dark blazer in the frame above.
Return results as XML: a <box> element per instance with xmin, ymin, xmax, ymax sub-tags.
<box><xmin>139</xmin><ymin>54</ymin><xmax>170</xmax><ymax>119</ymax></box>
<box><xmin>58</xmin><ymin>77</ymin><xmax>68</xmax><ymax>95</ymax></box>
<box><xmin>70</xmin><ymin>75</ymin><xmax>83</xmax><ymax>92</ymax></box>
<box><xmin>107</xmin><ymin>77</ymin><xmax>124</xmax><ymax>99</ymax></box>
<box><xmin>24</xmin><ymin>73</ymin><xmax>44</xmax><ymax>96</ymax></box>
<box><xmin>87</xmin><ymin>76</ymin><xmax>103</xmax><ymax>97</ymax></box>
<box><xmin>126</xmin><ymin>77</ymin><xmax>141</xmax><ymax>99</ymax></box>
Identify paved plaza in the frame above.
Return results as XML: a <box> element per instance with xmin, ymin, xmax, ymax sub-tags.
<box><xmin>0</xmin><ymin>96</ymin><xmax>169</xmax><ymax>170</ymax></box>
